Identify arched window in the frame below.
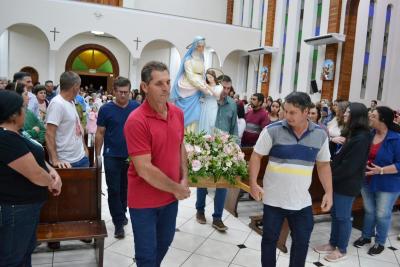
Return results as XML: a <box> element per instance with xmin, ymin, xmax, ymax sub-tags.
<box><xmin>377</xmin><ymin>4</ymin><xmax>392</xmax><ymax>100</ymax></box>
<box><xmin>279</xmin><ymin>0</ymin><xmax>290</xmax><ymax>93</ymax></box>
<box><xmin>360</xmin><ymin>0</ymin><xmax>375</xmax><ymax>99</ymax></box>
<box><xmin>293</xmin><ymin>0</ymin><xmax>305</xmax><ymax>91</ymax></box>
<box><xmin>71</xmin><ymin>49</ymin><xmax>113</xmax><ymax>74</ymax></box>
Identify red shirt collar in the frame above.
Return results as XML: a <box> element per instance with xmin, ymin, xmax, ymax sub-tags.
<box><xmin>142</xmin><ymin>100</ymin><xmax>171</xmax><ymax>120</ymax></box>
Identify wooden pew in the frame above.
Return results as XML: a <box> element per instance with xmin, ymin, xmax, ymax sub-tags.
<box><xmin>37</xmin><ymin>146</ymin><xmax>107</xmax><ymax>267</ymax></box>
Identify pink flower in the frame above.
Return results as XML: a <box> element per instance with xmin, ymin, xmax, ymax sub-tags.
<box><xmin>223</xmin><ymin>145</ymin><xmax>233</xmax><ymax>154</ymax></box>
<box><xmin>220</xmin><ymin>134</ymin><xmax>229</xmax><ymax>143</ymax></box>
<box><xmin>203</xmin><ymin>134</ymin><xmax>213</xmax><ymax>141</ymax></box>
<box><xmin>191</xmin><ymin>160</ymin><xmax>202</xmax><ymax>172</ymax></box>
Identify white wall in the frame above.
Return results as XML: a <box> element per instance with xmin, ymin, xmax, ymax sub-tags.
<box><xmin>348</xmin><ymin>0</ymin><xmax>400</xmax><ymax>109</ymax></box>
<box><xmin>0</xmin><ymin>30</ymin><xmax>8</xmax><ymax>77</ymax></box>
<box><xmin>204</xmin><ymin>48</ymin><xmax>221</xmax><ymax>70</ymax></box>
<box><xmin>269</xmin><ymin>0</ymin><xmax>287</xmax><ymax>100</ymax></box>
<box><xmin>8</xmin><ymin>25</ymin><xmax>49</xmax><ymax>83</ymax></box>
<box><xmin>127</xmin><ymin>0</ymin><xmax>228</xmax><ymax>24</ymax></box>
<box><xmin>222</xmin><ymin>50</ymin><xmax>249</xmax><ymax>97</ymax></box>
<box><xmin>138</xmin><ymin>40</ymin><xmax>176</xmax><ymax>87</ymax></box>
<box><xmin>0</xmin><ymin>0</ymin><xmax>260</xmax><ymax>66</ymax></box>
<box><xmin>55</xmin><ymin>33</ymin><xmax>130</xmax><ymax>83</ymax></box>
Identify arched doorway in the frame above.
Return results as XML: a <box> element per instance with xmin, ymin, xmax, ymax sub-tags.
<box><xmin>20</xmin><ymin>66</ymin><xmax>39</xmax><ymax>85</ymax></box>
<box><xmin>65</xmin><ymin>44</ymin><xmax>119</xmax><ymax>94</ymax></box>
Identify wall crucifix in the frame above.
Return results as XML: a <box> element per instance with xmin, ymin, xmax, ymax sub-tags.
<box><xmin>50</xmin><ymin>27</ymin><xmax>60</xmax><ymax>42</ymax></box>
<box><xmin>133</xmin><ymin>37</ymin><xmax>142</xmax><ymax>50</ymax></box>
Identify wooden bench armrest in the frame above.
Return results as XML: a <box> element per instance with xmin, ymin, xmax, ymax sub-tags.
<box><xmin>37</xmin><ymin>220</ymin><xmax>107</xmax><ymax>242</ymax></box>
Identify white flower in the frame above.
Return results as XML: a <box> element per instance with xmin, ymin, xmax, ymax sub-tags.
<box><xmin>185</xmin><ymin>144</ymin><xmax>194</xmax><ymax>153</ymax></box>
<box><xmin>194</xmin><ymin>145</ymin><xmax>202</xmax><ymax>154</ymax></box>
<box><xmin>226</xmin><ymin>161</ymin><xmax>232</xmax><ymax>167</ymax></box>
<box><xmin>191</xmin><ymin>160</ymin><xmax>202</xmax><ymax>172</ymax></box>
<box><xmin>223</xmin><ymin>145</ymin><xmax>233</xmax><ymax>155</ymax></box>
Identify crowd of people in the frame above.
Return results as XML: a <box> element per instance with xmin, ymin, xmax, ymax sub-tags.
<box><xmin>1</xmin><ymin>54</ymin><xmax>400</xmax><ymax>267</ymax></box>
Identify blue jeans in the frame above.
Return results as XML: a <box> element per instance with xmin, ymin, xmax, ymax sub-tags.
<box><xmin>104</xmin><ymin>157</ymin><xmax>128</xmax><ymax>228</ymax></box>
<box><xmin>0</xmin><ymin>202</ymin><xmax>44</xmax><ymax>267</ymax></box>
<box><xmin>195</xmin><ymin>188</ymin><xmax>227</xmax><ymax>219</ymax></box>
<box><xmin>71</xmin><ymin>156</ymin><xmax>90</xmax><ymax>168</ymax></box>
<box><xmin>262</xmin><ymin>205</ymin><xmax>313</xmax><ymax>267</ymax></box>
<box><xmin>329</xmin><ymin>193</ymin><xmax>355</xmax><ymax>253</ymax></box>
<box><xmin>361</xmin><ymin>186</ymin><xmax>400</xmax><ymax>245</ymax></box>
<box><xmin>129</xmin><ymin>201</ymin><xmax>178</xmax><ymax>267</ymax></box>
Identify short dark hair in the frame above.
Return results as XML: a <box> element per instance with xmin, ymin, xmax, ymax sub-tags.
<box><xmin>371</xmin><ymin>100</ymin><xmax>377</xmax><ymax>105</ymax></box>
<box><xmin>5</xmin><ymin>82</ymin><xmax>25</xmax><ymax>94</ymax></box>
<box><xmin>33</xmin><ymin>84</ymin><xmax>46</xmax><ymax>95</ymax></box>
<box><xmin>218</xmin><ymin>74</ymin><xmax>232</xmax><ymax>83</ymax></box>
<box><xmin>284</xmin><ymin>92</ymin><xmax>312</xmax><ymax>111</ymax></box>
<box><xmin>13</xmin><ymin>72</ymin><xmax>30</xmax><ymax>82</ymax></box>
<box><xmin>113</xmin><ymin>76</ymin><xmax>131</xmax><ymax>90</ymax></box>
<box><xmin>141</xmin><ymin>61</ymin><xmax>169</xmax><ymax>84</ymax></box>
<box><xmin>45</xmin><ymin>80</ymin><xmax>53</xmax><ymax>86</ymax></box>
<box><xmin>252</xmin><ymin>93</ymin><xmax>264</xmax><ymax>103</ymax></box>
<box><xmin>59</xmin><ymin>71</ymin><xmax>81</xmax><ymax>91</ymax></box>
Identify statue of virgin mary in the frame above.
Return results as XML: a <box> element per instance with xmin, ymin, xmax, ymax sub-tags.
<box><xmin>170</xmin><ymin>36</ymin><xmax>212</xmax><ymax>132</ymax></box>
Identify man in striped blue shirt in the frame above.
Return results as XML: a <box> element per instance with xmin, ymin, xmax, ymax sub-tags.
<box><xmin>249</xmin><ymin>92</ymin><xmax>333</xmax><ymax>267</ymax></box>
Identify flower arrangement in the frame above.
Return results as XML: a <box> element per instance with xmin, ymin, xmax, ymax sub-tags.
<box><xmin>184</xmin><ymin>130</ymin><xmax>248</xmax><ymax>185</ymax></box>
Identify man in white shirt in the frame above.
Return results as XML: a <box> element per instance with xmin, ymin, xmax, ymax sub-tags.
<box><xmin>249</xmin><ymin>92</ymin><xmax>333</xmax><ymax>267</ymax></box>
<box><xmin>45</xmin><ymin>71</ymin><xmax>88</xmax><ymax>168</ymax></box>
<box><xmin>13</xmin><ymin>72</ymin><xmax>39</xmax><ymax>117</ymax></box>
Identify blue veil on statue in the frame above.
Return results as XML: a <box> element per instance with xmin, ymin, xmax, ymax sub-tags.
<box><xmin>171</xmin><ymin>36</ymin><xmax>206</xmax><ymax>128</ymax></box>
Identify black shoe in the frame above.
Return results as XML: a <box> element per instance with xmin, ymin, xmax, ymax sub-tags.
<box><xmin>368</xmin><ymin>243</ymin><xmax>384</xmax><ymax>255</ymax></box>
<box><xmin>114</xmin><ymin>227</ymin><xmax>125</xmax><ymax>239</ymax></box>
<box><xmin>123</xmin><ymin>217</ymin><xmax>129</xmax><ymax>226</ymax></box>
<box><xmin>353</xmin><ymin>237</ymin><xmax>371</xmax><ymax>248</ymax></box>
<box><xmin>80</xmin><ymin>239</ymin><xmax>93</xmax><ymax>244</ymax></box>
<box><xmin>47</xmin><ymin>242</ymin><xmax>60</xmax><ymax>250</ymax></box>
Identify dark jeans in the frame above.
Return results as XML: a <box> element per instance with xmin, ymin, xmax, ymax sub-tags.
<box><xmin>196</xmin><ymin>188</ymin><xmax>227</xmax><ymax>219</ymax></box>
<box><xmin>71</xmin><ymin>156</ymin><xmax>90</xmax><ymax>168</ymax></box>
<box><xmin>129</xmin><ymin>201</ymin><xmax>178</xmax><ymax>267</ymax></box>
<box><xmin>329</xmin><ymin>193</ymin><xmax>355</xmax><ymax>253</ymax></box>
<box><xmin>262</xmin><ymin>205</ymin><xmax>313</xmax><ymax>267</ymax></box>
<box><xmin>104</xmin><ymin>157</ymin><xmax>128</xmax><ymax>228</ymax></box>
<box><xmin>0</xmin><ymin>202</ymin><xmax>44</xmax><ymax>267</ymax></box>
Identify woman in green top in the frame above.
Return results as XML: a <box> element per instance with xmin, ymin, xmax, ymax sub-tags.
<box><xmin>6</xmin><ymin>82</ymin><xmax>46</xmax><ymax>144</ymax></box>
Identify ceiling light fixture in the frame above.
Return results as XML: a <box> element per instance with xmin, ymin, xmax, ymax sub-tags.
<box><xmin>91</xmin><ymin>31</ymin><xmax>104</xmax><ymax>35</ymax></box>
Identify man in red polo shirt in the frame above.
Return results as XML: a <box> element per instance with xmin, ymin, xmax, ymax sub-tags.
<box><xmin>124</xmin><ymin>61</ymin><xmax>191</xmax><ymax>267</ymax></box>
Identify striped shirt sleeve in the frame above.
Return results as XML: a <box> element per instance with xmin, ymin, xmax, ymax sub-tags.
<box><xmin>254</xmin><ymin>128</ymin><xmax>273</xmax><ymax>156</ymax></box>
<box><xmin>316</xmin><ymin>138</ymin><xmax>331</xmax><ymax>162</ymax></box>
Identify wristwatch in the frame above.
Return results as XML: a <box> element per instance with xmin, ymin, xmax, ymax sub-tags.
<box><xmin>380</xmin><ymin>167</ymin><xmax>384</xmax><ymax>175</ymax></box>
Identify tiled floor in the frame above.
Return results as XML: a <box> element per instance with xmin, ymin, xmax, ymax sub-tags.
<box><xmin>32</xmin><ymin>177</ymin><xmax>400</xmax><ymax>266</ymax></box>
